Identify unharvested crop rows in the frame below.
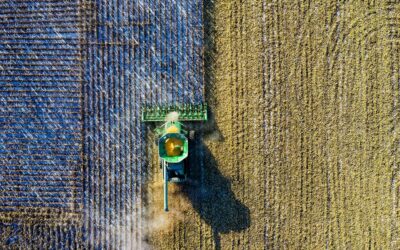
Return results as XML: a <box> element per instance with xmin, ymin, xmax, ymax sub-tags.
<box><xmin>0</xmin><ymin>0</ymin><xmax>83</xmax><ymax>248</ymax></box>
<box><xmin>0</xmin><ymin>0</ymin><xmax>204</xmax><ymax>248</ymax></box>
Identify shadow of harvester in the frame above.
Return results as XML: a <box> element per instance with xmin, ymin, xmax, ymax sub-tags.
<box><xmin>181</xmin><ymin>122</ymin><xmax>250</xmax><ymax>249</ymax></box>
<box><xmin>179</xmin><ymin>0</ymin><xmax>250</xmax><ymax>247</ymax></box>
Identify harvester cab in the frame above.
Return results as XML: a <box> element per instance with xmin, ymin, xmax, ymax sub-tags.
<box><xmin>141</xmin><ymin>104</ymin><xmax>207</xmax><ymax>211</ymax></box>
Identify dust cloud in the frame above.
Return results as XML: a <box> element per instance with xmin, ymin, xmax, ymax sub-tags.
<box><xmin>165</xmin><ymin>111</ymin><xmax>180</xmax><ymax>122</ymax></box>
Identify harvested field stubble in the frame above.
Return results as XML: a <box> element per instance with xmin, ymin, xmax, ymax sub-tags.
<box><xmin>146</xmin><ymin>0</ymin><xmax>400</xmax><ymax>249</ymax></box>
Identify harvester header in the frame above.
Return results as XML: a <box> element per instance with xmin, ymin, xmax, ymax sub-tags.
<box><xmin>141</xmin><ymin>104</ymin><xmax>207</xmax><ymax>122</ymax></box>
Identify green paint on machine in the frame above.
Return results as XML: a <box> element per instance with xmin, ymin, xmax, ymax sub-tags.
<box><xmin>141</xmin><ymin>104</ymin><xmax>208</xmax><ymax>122</ymax></box>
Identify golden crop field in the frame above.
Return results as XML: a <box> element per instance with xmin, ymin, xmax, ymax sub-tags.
<box><xmin>145</xmin><ymin>1</ymin><xmax>400</xmax><ymax>249</ymax></box>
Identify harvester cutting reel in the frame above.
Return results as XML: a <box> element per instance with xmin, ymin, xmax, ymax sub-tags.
<box><xmin>141</xmin><ymin>104</ymin><xmax>207</xmax><ymax>211</ymax></box>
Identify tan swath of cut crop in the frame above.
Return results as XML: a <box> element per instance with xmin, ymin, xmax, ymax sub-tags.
<box><xmin>146</xmin><ymin>1</ymin><xmax>400</xmax><ymax>249</ymax></box>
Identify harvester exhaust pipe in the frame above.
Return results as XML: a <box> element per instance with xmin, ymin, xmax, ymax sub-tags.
<box><xmin>163</xmin><ymin>162</ymin><xmax>169</xmax><ymax>212</ymax></box>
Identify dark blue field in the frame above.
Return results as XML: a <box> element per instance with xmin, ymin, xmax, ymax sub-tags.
<box><xmin>0</xmin><ymin>0</ymin><xmax>203</xmax><ymax>248</ymax></box>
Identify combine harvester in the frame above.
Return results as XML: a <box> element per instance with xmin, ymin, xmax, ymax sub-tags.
<box><xmin>142</xmin><ymin>104</ymin><xmax>207</xmax><ymax>211</ymax></box>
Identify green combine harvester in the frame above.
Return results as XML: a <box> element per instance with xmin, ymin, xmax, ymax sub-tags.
<box><xmin>142</xmin><ymin>104</ymin><xmax>207</xmax><ymax>211</ymax></box>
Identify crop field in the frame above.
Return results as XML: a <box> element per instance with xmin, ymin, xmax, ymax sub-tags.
<box><xmin>1</xmin><ymin>0</ymin><xmax>400</xmax><ymax>249</ymax></box>
<box><xmin>147</xmin><ymin>0</ymin><xmax>400</xmax><ymax>249</ymax></box>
